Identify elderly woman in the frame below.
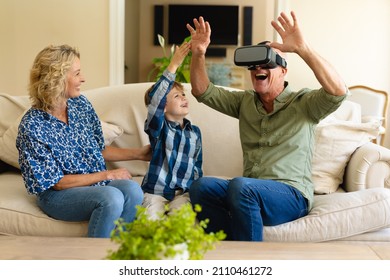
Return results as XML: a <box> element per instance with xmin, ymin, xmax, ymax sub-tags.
<box><xmin>16</xmin><ymin>45</ymin><xmax>150</xmax><ymax>238</ymax></box>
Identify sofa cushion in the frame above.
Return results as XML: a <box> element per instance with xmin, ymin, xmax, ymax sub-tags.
<box><xmin>312</xmin><ymin>120</ymin><xmax>380</xmax><ymax>194</ymax></box>
<box><xmin>101</xmin><ymin>121</ymin><xmax>124</xmax><ymax>145</ymax></box>
<box><xmin>0</xmin><ymin>93</ymin><xmax>30</xmax><ymax>136</ymax></box>
<box><xmin>0</xmin><ymin>110</ymin><xmax>26</xmax><ymax>168</ymax></box>
<box><xmin>310</xmin><ymin>100</ymin><xmax>379</xmax><ymax>194</ymax></box>
<box><xmin>263</xmin><ymin>188</ymin><xmax>390</xmax><ymax>242</ymax></box>
<box><xmin>3</xmin><ymin>170</ymin><xmax>389</xmax><ymax>240</ymax></box>
<box><xmin>0</xmin><ymin>172</ymin><xmax>144</xmax><ymax>237</ymax></box>
<box><xmin>0</xmin><ymin>172</ymin><xmax>88</xmax><ymax>236</ymax></box>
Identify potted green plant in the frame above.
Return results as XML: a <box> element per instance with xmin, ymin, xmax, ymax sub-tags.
<box><xmin>106</xmin><ymin>204</ymin><xmax>226</xmax><ymax>260</ymax></box>
<box><xmin>147</xmin><ymin>34</ymin><xmax>192</xmax><ymax>83</ymax></box>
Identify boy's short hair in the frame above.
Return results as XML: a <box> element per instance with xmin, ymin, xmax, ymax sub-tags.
<box><xmin>144</xmin><ymin>81</ymin><xmax>184</xmax><ymax>106</ymax></box>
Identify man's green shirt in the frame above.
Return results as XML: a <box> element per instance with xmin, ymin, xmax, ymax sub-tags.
<box><xmin>197</xmin><ymin>82</ymin><xmax>346</xmax><ymax>209</ymax></box>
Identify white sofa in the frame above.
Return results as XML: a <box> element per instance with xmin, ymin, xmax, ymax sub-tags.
<box><xmin>1</xmin><ymin>83</ymin><xmax>390</xmax><ymax>242</ymax></box>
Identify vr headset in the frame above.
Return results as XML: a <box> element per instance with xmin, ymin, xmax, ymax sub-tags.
<box><xmin>234</xmin><ymin>44</ymin><xmax>287</xmax><ymax>70</ymax></box>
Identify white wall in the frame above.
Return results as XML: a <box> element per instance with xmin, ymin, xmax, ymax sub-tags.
<box><xmin>279</xmin><ymin>0</ymin><xmax>390</xmax><ymax>147</ymax></box>
<box><xmin>0</xmin><ymin>0</ymin><xmax>110</xmax><ymax>96</ymax></box>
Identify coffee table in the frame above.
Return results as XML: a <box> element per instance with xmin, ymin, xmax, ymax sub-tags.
<box><xmin>0</xmin><ymin>236</ymin><xmax>389</xmax><ymax>260</ymax></box>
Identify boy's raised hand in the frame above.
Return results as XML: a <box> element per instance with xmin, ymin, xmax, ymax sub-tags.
<box><xmin>167</xmin><ymin>42</ymin><xmax>191</xmax><ymax>74</ymax></box>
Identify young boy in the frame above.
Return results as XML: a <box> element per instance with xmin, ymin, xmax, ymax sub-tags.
<box><xmin>142</xmin><ymin>42</ymin><xmax>203</xmax><ymax>219</ymax></box>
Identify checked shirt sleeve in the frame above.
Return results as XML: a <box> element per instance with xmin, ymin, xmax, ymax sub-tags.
<box><xmin>144</xmin><ymin>70</ymin><xmax>176</xmax><ymax>142</ymax></box>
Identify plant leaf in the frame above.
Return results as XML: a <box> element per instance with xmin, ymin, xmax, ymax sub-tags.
<box><xmin>157</xmin><ymin>34</ymin><xmax>165</xmax><ymax>48</ymax></box>
<box><xmin>184</xmin><ymin>35</ymin><xmax>191</xmax><ymax>43</ymax></box>
<box><xmin>170</xmin><ymin>44</ymin><xmax>175</xmax><ymax>56</ymax></box>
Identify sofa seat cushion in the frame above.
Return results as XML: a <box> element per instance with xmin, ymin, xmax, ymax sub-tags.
<box><xmin>0</xmin><ymin>172</ymin><xmax>145</xmax><ymax>237</ymax></box>
<box><xmin>0</xmin><ymin>172</ymin><xmax>88</xmax><ymax>236</ymax></box>
<box><xmin>2</xmin><ymin>170</ymin><xmax>390</xmax><ymax>240</ymax></box>
<box><xmin>263</xmin><ymin>188</ymin><xmax>390</xmax><ymax>242</ymax></box>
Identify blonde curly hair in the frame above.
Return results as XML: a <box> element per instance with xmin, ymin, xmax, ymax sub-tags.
<box><xmin>29</xmin><ymin>44</ymin><xmax>80</xmax><ymax>112</ymax></box>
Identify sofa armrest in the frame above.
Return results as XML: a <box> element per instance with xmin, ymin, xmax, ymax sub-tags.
<box><xmin>344</xmin><ymin>142</ymin><xmax>390</xmax><ymax>192</ymax></box>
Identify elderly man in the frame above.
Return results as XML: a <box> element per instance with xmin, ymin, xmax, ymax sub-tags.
<box><xmin>186</xmin><ymin>11</ymin><xmax>347</xmax><ymax>241</ymax></box>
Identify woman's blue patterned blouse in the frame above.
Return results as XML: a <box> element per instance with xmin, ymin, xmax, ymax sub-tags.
<box><xmin>16</xmin><ymin>95</ymin><xmax>108</xmax><ymax>195</ymax></box>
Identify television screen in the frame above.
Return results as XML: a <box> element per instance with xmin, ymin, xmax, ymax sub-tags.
<box><xmin>168</xmin><ymin>5</ymin><xmax>239</xmax><ymax>46</ymax></box>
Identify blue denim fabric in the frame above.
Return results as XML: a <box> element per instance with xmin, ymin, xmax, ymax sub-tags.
<box><xmin>189</xmin><ymin>177</ymin><xmax>308</xmax><ymax>241</ymax></box>
<box><xmin>37</xmin><ymin>179</ymin><xmax>143</xmax><ymax>238</ymax></box>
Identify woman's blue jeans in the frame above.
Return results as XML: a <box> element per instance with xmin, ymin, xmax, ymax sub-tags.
<box><xmin>189</xmin><ymin>177</ymin><xmax>308</xmax><ymax>241</ymax></box>
<box><xmin>37</xmin><ymin>180</ymin><xmax>144</xmax><ymax>238</ymax></box>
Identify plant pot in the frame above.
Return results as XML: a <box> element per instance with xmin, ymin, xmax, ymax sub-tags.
<box><xmin>157</xmin><ymin>242</ymin><xmax>189</xmax><ymax>260</ymax></box>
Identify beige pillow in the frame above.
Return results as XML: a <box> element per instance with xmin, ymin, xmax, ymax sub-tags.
<box><xmin>0</xmin><ymin>112</ymin><xmax>25</xmax><ymax>168</ymax></box>
<box><xmin>312</xmin><ymin>120</ymin><xmax>380</xmax><ymax>194</ymax></box>
<box><xmin>0</xmin><ymin>116</ymin><xmax>123</xmax><ymax>169</ymax></box>
<box><xmin>0</xmin><ymin>94</ymin><xmax>30</xmax><ymax>136</ymax></box>
<box><xmin>100</xmin><ymin>121</ymin><xmax>124</xmax><ymax>145</ymax></box>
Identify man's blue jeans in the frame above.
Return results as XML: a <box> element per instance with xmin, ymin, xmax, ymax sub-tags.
<box><xmin>37</xmin><ymin>179</ymin><xmax>144</xmax><ymax>238</ymax></box>
<box><xmin>189</xmin><ymin>177</ymin><xmax>308</xmax><ymax>241</ymax></box>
